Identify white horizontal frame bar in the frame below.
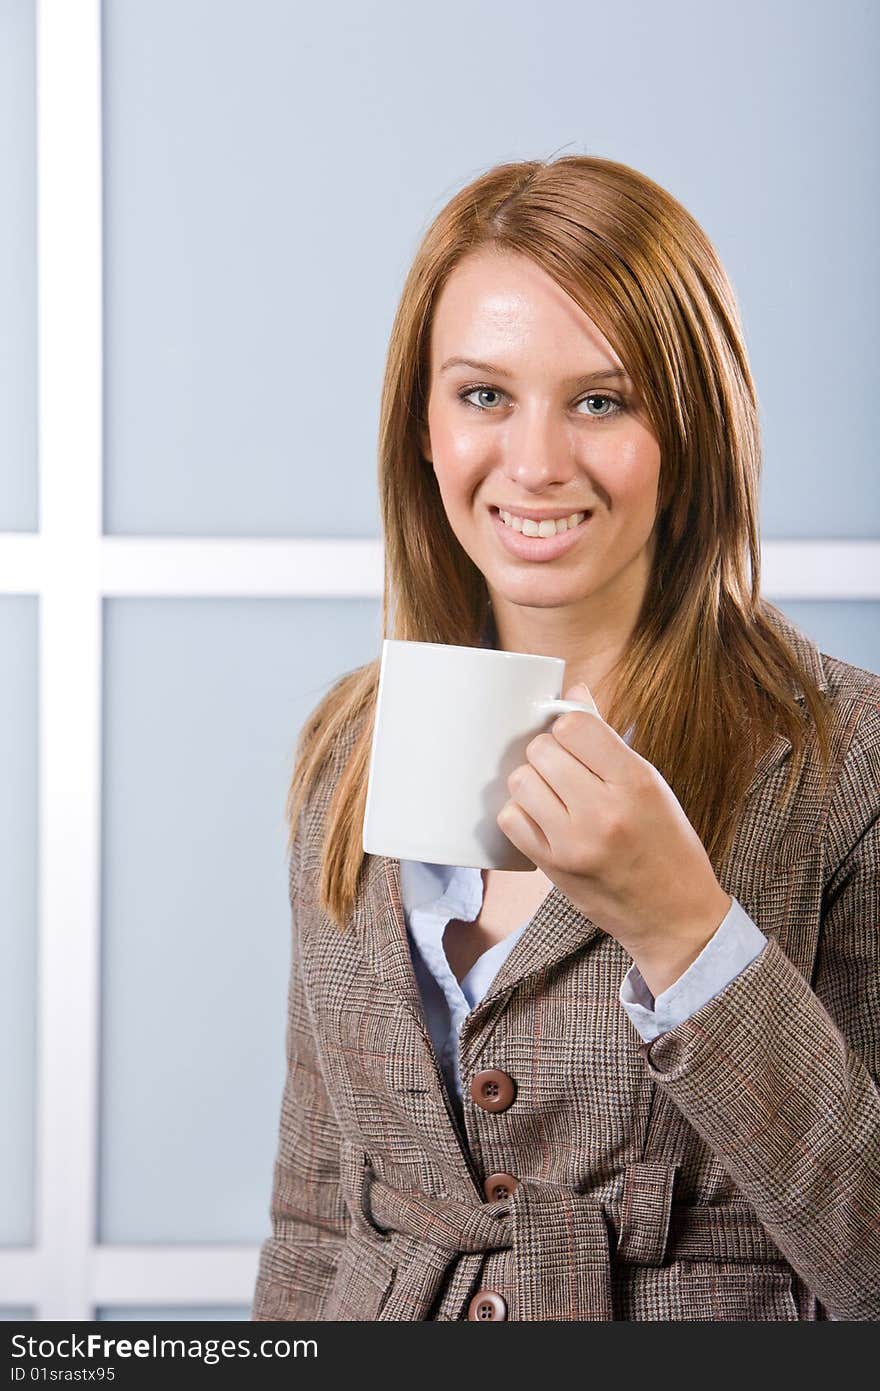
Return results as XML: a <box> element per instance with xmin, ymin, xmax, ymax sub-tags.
<box><xmin>99</xmin><ymin>536</ymin><xmax>384</xmax><ymax>595</ymax></box>
<box><xmin>0</xmin><ymin>536</ymin><xmax>877</xmax><ymax>599</ymax></box>
<box><xmin>0</xmin><ymin>535</ymin><xmax>42</xmax><ymax>591</ymax></box>
<box><xmin>0</xmin><ymin>1247</ymin><xmax>259</xmax><ymax>1309</ymax></box>
<box><xmin>0</xmin><ymin>1249</ymin><xmax>41</xmax><ymax>1304</ymax></box>
<box><xmin>761</xmin><ymin>539</ymin><xmax>880</xmax><ymax>599</ymax></box>
<box><xmin>92</xmin><ymin>1246</ymin><xmax>259</xmax><ymax>1306</ymax></box>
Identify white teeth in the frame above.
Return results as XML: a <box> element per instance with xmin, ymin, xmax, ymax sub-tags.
<box><xmin>498</xmin><ymin>509</ymin><xmax>586</xmax><ymax>536</ymax></box>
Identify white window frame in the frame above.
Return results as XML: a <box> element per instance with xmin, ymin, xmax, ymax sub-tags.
<box><xmin>0</xmin><ymin>0</ymin><xmax>877</xmax><ymax>1321</ymax></box>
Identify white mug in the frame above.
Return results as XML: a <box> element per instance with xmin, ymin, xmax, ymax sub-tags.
<box><xmin>362</xmin><ymin>639</ymin><xmax>600</xmax><ymax>871</ymax></box>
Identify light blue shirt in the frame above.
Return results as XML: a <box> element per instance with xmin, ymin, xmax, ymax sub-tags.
<box><xmin>399</xmin><ymin>715</ymin><xmax>767</xmax><ymax>1104</ymax></box>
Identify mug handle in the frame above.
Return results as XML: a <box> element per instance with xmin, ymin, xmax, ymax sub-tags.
<box><xmin>533</xmin><ymin>694</ymin><xmax>600</xmax><ymax>718</ymax></box>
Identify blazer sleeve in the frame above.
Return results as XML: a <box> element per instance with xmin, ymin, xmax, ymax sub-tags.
<box><xmin>251</xmin><ymin>814</ymin><xmax>351</xmax><ymax>1321</ymax></box>
<box><xmin>638</xmin><ymin>701</ymin><xmax>880</xmax><ymax>1322</ymax></box>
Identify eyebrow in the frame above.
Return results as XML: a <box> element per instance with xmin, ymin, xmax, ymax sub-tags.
<box><xmin>439</xmin><ymin>356</ymin><xmax>631</xmax><ymax>385</ymax></box>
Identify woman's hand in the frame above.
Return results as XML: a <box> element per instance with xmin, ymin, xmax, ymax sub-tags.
<box><xmin>497</xmin><ymin>683</ymin><xmax>732</xmax><ymax>998</ymax></box>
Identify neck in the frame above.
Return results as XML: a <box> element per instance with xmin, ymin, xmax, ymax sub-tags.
<box><xmin>483</xmin><ymin>594</ymin><xmax>639</xmax><ymax>718</ymax></box>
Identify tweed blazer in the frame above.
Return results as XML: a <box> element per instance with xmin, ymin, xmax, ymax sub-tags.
<box><xmin>252</xmin><ymin>614</ymin><xmax>880</xmax><ymax>1321</ymax></box>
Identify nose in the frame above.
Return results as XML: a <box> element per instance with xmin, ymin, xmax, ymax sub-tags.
<box><xmin>499</xmin><ymin>401</ymin><xmax>579</xmax><ymax>493</ymax></box>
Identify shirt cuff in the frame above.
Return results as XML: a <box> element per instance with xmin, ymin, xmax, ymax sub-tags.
<box><xmin>619</xmin><ymin>896</ymin><xmax>768</xmax><ymax>1043</ymax></box>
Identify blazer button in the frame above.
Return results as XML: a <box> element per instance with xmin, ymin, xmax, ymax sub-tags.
<box><xmin>470</xmin><ymin>1068</ymin><xmax>516</xmax><ymax>1112</ymax></box>
<box><xmin>483</xmin><ymin>1171</ymin><xmax>518</xmax><ymax>1202</ymax></box>
<box><xmin>467</xmin><ymin>1289</ymin><xmax>507</xmax><ymax>1321</ymax></box>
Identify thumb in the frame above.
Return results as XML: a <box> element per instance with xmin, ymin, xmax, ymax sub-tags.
<box><xmin>563</xmin><ymin>680</ymin><xmax>600</xmax><ymax>713</ymax></box>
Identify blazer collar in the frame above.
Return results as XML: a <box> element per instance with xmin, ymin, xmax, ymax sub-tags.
<box><xmin>354</xmin><ymin>614</ymin><xmax>828</xmax><ymax>1021</ymax></box>
<box><xmin>740</xmin><ymin>612</ymin><xmax>828</xmax><ymax>805</ymax></box>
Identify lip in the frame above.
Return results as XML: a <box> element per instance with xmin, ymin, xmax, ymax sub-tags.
<box><xmin>496</xmin><ymin>504</ymin><xmax>595</xmax><ymax>521</ymax></box>
<box><xmin>489</xmin><ymin>505</ymin><xmax>593</xmax><ymax>562</ymax></box>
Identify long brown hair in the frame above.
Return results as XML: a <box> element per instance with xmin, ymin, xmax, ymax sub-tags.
<box><xmin>286</xmin><ymin>154</ymin><xmax>834</xmax><ymax>929</ymax></box>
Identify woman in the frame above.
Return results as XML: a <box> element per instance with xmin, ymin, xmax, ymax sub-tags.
<box><xmin>252</xmin><ymin>155</ymin><xmax>880</xmax><ymax>1321</ymax></box>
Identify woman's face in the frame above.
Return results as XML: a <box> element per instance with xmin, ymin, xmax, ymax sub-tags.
<box><xmin>421</xmin><ymin>249</ymin><xmax>662</xmax><ymax>631</ymax></box>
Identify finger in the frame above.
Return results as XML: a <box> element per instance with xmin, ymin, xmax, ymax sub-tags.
<box><xmin>562</xmin><ymin>681</ymin><xmax>602</xmax><ymax>715</ymax></box>
<box><xmin>525</xmin><ymin>732</ymin><xmax>603</xmax><ymax>814</ymax></box>
<box><xmin>551</xmin><ymin>708</ymin><xmax>638</xmax><ymax>785</ymax></box>
<box><xmin>505</xmin><ymin>762</ymin><xmax>569</xmax><ymax>845</ymax></box>
<box><xmin>497</xmin><ymin>795</ymin><xmax>551</xmax><ymax>862</ymax></box>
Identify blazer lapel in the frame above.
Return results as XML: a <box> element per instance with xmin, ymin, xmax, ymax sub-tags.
<box><xmin>743</xmin><ymin>729</ymin><xmax>792</xmax><ymax>804</ymax></box>
<box><xmin>353</xmin><ymin>850</ymin><xmax>426</xmax><ymax>1024</ymax></box>
<box><xmin>355</xmin><ymin>847</ymin><xmax>602</xmax><ymax>1017</ymax></box>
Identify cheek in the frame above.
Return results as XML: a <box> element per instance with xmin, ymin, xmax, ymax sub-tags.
<box><xmin>607</xmin><ymin>436</ymin><xmax>661</xmax><ymax>517</ymax></box>
<box><xmin>428</xmin><ymin>409</ymin><xmax>491</xmax><ymax>493</ymax></box>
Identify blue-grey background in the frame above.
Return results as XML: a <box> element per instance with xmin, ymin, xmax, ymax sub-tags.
<box><xmin>1</xmin><ymin>0</ymin><xmax>877</xmax><ymax>1319</ymax></box>
<box><xmin>0</xmin><ymin>0</ymin><xmax>36</xmax><ymax>532</ymax></box>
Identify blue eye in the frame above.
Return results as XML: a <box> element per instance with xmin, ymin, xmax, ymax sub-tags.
<box><xmin>577</xmin><ymin>394</ymin><xmax>623</xmax><ymax>418</ymax></box>
<box><xmin>457</xmin><ymin>386</ymin><xmax>624</xmax><ymax>418</ymax></box>
<box><xmin>459</xmin><ymin>386</ymin><xmax>506</xmax><ymax>410</ymax></box>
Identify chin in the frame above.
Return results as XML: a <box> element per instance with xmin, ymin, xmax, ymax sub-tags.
<box><xmin>492</xmin><ymin>575</ymin><xmax>595</xmax><ymax>608</ymax></box>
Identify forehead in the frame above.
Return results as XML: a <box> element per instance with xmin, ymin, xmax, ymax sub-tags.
<box><xmin>428</xmin><ymin>248</ymin><xmax>622</xmax><ymax>370</ymax></box>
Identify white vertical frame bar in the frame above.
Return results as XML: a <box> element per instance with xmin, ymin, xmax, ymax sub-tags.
<box><xmin>34</xmin><ymin>0</ymin><xmax>103</xmax><ymax>1320</ymax></box>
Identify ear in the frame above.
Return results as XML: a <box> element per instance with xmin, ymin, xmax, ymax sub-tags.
<box><xmin>419</xmin><ymin>426</ymin><xmax>432</xmax><ymax>463</ymax></box>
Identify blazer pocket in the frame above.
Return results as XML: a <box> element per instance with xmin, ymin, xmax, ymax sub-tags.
<box><xmin>321</xmin><ymin>1227</ymin><xmax>398</xmax><ymax>1322</ymax></box>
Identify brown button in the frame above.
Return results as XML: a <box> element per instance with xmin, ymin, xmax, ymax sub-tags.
<box><xmin>470</xmin><ymin>1068</ymin><xmax>516</xmax><ymax>1112</ymax></box>
<box><xmin>483</xmin><ymin>1171</ymin><xmax>518</xmax><ymax>1202</ymax></box>
<box><xmin>467</xmin><ymin>1289</ymin><xmax>507</xmax><ymax>1321</ymax></box>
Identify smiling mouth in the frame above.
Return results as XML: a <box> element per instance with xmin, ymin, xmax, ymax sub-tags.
<box><xmin>491</xmin><ymin>505</ymin><xmax>592</xmax><ymax>536</ymax></box>
<box><xmin>488</xmin><ymin>505</ymin><xmax>594</xmax><ymax>562</ymax></box>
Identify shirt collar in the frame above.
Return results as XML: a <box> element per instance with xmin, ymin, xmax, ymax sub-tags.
<box><xmin>399</xmin><ymin>858</ymin><xmax>483</xmax><ymax>920</ymax></box>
